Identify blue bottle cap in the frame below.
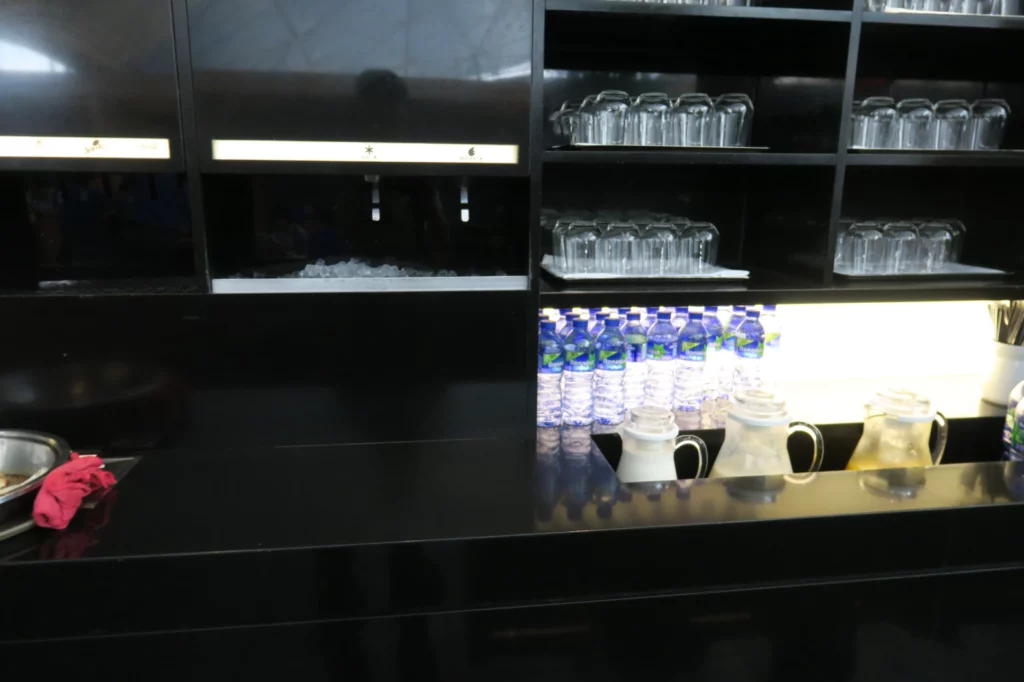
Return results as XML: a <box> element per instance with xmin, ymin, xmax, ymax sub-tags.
<box><xmin>647</xmin><ymin>307</ymin><xmax>659</xmax><ymax>314</ymax></box>
<box><xmin>657</xmin><ymin>311</ymin><xmax>673</xmax><ymax>320</ymax></box>
<box><xmin>597</xmin><ymin>312</ymin><xmax>609</xmax><ymax>320</ymax></box>
<box><xmin>689</xmin><ymin>311</ymin><xmax>703</xmax><ymax>321</ymax></box>
<box><xmin>605</xmin><ymin>318</ymin><xmax>621</xmax><ymax>328</ymax></box>
<box><xmin>763</xmin><ymin>304</ymin><xmax>777</xmax><ymax>312</ymax></box>
<box><xmin>676</xmin><ymin>306</ymin><xmax>688</xmax><ymax>313</ymax></box>
<box><xmin>572</xmin><ymin>318</ymin><xmax>588</xmax><ymax>328</ymax></box>
<box><xmin>734</xmin><ymin>305</ymin><xmax>747</xmax><ymax>313</ymax></box>
<box><xmin>540</xmin><ymin>320</ymin><xmax>556</xmax><ymax>331</ymax></box>
<box><xmin>560</xmin><ymin>308</ymin><xmax>571</xmax><ymax>314</ymax></box>
<box><xmin>705</xmin><ymin>305</ymin><xmax>718</xmax><ymax>313</ymax></box>
<box><xmin>590</xmin><ymin>308</ymin><xmax>601</xmax><ymax>314</ymax></box>
<box><xmin>618</xmin><ymin>308</ymin><xmax>630</xmax><ymax>315</ymax></box>
<box><xmin>747</xmin><ymin>310</ymin><xmax>760</xmax><ymax>319</ymax></box>
<box><xmin>566</xmin><ymin>313</ymin><xmax>578</xmax><ymax>320</ymax></box>
<box><xmin>627</xmin><ymin>312</ymin><xmax>641</xmax><ymax>321</ymax></box>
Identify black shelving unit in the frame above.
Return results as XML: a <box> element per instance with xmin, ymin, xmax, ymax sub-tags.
<box><xmin>536</xmin><ymin>0</ymin><xmax>1024</xmax><ymax>305</ymax></box>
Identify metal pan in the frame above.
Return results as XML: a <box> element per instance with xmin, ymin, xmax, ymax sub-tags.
<box><xmin>0</xmin><ymin>430</ymin><xmax>70</xmax><ymax>527</ymax></box>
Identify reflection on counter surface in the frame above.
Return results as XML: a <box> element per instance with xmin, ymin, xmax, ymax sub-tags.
<box><xmin>535</xmin><ymin>427</ymin><xmax>1024</xmax><ymax>531</ymax></box>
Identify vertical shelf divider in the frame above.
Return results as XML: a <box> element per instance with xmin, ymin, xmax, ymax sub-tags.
<box><xmin>528</xmin><ymin>0</ymin><xmax>547</xmax><ymax>427</ymax></box>
<box><xmin>825</xmin><ymin>3</ymin><xmax>865</xmax><ymax>287</ymax></box>
<box><xmin>170</xmin><ymin>0</ymin><xmax>211</xmax><ymax>293</ymax></box>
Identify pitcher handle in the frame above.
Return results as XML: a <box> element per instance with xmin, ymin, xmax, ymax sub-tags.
<box><xmin>788</xmin><ymin>421</ymin><xmax>824</xmax><ymax>474</ymax></box>
<box><xmin>674</xmin><ymin>435</ymin><xmax>709</xmax><ymax>480</ymax></box>
<box><xmin>932</xmin><ymin>411</ymin><xmax>949</xmax><ymax>465</ymax></box>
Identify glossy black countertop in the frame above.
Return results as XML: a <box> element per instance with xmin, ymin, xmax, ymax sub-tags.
<box><xmin>3</xmin><ymin>431</ymin><xmax>1024</xmax><ymax>642</ymax></box>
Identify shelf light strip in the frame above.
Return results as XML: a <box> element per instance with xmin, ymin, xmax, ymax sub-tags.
<box><xmin>0</xmin><ymin>136</ymin><xmax>171</xmax><ymax>159</ymax></box>
<box><xmin>212</xmin><ymin>139</ymin><xmax>519</xmax><ymax>165</ymax></box>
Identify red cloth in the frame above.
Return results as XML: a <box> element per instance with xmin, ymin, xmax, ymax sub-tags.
<box><xmin>32</xmin><ymin>452</ymin><xmax>116</xmax><ymax>530</ymax></box>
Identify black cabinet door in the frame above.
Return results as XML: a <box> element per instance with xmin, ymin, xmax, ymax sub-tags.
<box><xmin>0</xmin><ymin>0</ymin><xmax>183</xmax><ymax>170</ymax></box>
<box><xmin>188</xmin><ymin>0</ymin><xmax>531</xmax><ymax>172</ymax></box>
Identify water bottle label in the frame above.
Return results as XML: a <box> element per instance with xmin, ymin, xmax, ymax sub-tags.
<box><xmin>539</xmin><ymin>352</ymin><xmax>564</xmax><ymax>374</ymax></box>
<box><xmin>736</xmin><ymin>336</ymin><xmax>764</xmax><ymax>360</ymax></box>
<box><xmin>765</xmin><ymin>332</ymin><xmax>781</xmax><ymax>349</ymax></box>
<box><xmin>679</xmin><ymin>340</ymin><xmax>707</xmax><ymax>362</ymax></box>
<box><xmin>722</xmin><ymin>331</ymin><xmax>736</xmax><ymax>352</ymax></box>
<box><xmin>597</xmin><ymin>349</ymin><xmax>626</xmax><ymax>371</ymax></box>
<box><xmin>625</xmin><ymin>339</ymin><xmax>646</xmax><ymax>363</ymax></box>
<box><xmin>647</xmin><ymin>341</ymin><xmax>677</xmax><ymax>361</ymax></box>
<box><xmin>707</xmin><ymin>332</ymin><xmax>723</xmax><ymax>350</ymax></box>
<box><xmin>565</xmin><ymin>349</ymin><xmax>595</xmax><ymax>372</ymax></box>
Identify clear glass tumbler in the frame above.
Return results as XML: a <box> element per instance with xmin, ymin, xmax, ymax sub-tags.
<box><xmin>710</xmin><ymin>94</ymin><xmax>754</xmax><ymax>147</ymax></box>
<box><xmin>670</xmin><ymin>94</ymin><xmax>714</xmax><ymax>147</ymax></box>
<box><xmin>564</xmin><ymin>221</ymin><xmax>600</xmax><ymax>274</ymax></box>
<box><xmin>969</xmin><ymin>98</ymin><xmax>1011</xmax><ymax>150</ymax></box>
<box><xmin>918</xmin><ymin>223</ymin><xmax>954</xmax><ymax>273</ymax></box>
<box><xmin>833</xmin><ymin>218</ymin><xmax>862</xmax><ymax>270</ymax></box>
<box><xmin>682</xmin><ymin>222</ymin><xmax>720</xmax><ymax>274</ymax></box>
<box><xmin>896</xmin><ymin>99</ymin><xmax>936</xmax><ymax>150</ymax></box>
<box><xmin>598</xmin><ymin>223</ymin><xmax>641</xmax><ymax>275</ymax></box>
<box><xmin>552</xmin><ymin>217</ymin><xmax>579</xmax><ymax>270</ymax></box>
<box><xmin>637</xmin><ymin>223</ymin><xmax>680</xmax><ymax>276</ymax></box>
<box><xmin>593</xmin><ymin>90</ymin><xmax>632</xmax><ymax>146</ymax></box>
<box><xmin>851</xmin><ymin>97</ymin><xmax>898</xmax><ymax>149</ymax></box>
<box><xmin>933</xmin><ymin>99</ymin><xmax>972</xmax><ymax>150</ymax></box>
<box><xmin>555</xmin><ymin>100</ymin><xmax>582</xmax><ymax>146</ymax></box>
<box><xmin>882</xmin><ymin>222</ymin><xmax>921</xmax><ymax>274</ymax></box>
<box><xmin>574</xmin><ymin>95</ymin><xmax>599</xmax><ymax>145</ymax></box>
<box><xmin>909</xmin><ymin>0</ymin><xmax>943</xmax><ymax>9</ymax></box>
<box><xmin>627</xmin><ymin>93</ymin><xmax>673</xmax><ymax>146</ymax></box>
<box><xmin>936</xmin><ymin>218</ymin><xmax>967</xmax><ymax>262</ymax></box>
<box><xmin>847</xmin><ymin>222</ymin><xmax>885</xmax><ymax>274</ymax></box>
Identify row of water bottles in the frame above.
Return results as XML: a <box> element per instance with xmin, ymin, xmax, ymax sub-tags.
<box><xmin>537</xmin><ymin>305</ymin><xmax>782</xmax><ymax>427</ymax></box>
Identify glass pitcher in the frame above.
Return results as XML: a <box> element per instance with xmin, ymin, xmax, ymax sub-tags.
<box><xmin>846</xmin><ymin>388</ymin><xmax>948</xmax><ymax>472</ymax></box>
<box><xmin>617</xmin><ymin>406</ymin><xmax>709</xmax><ymax>484</ymax></box>
<box><xmin>709</xmin><ymin>390</ymin><xmax>824</xmax><ymax>478</ymax></box>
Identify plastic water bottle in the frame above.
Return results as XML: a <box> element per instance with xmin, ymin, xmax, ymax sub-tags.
<box><xmin>734</xmin><ymin>309</ymin><xmax>765</xmax><ymax>391</ymax></box>
<box><xmin>672</xmin><ymin>306</ymin><xmax>689</xmax><ymax>333</ymax></box>
<box><xmin>587</xmin><ymin>308</ymin><xmax>602</xmax><ymax>334</ymax></box>
<box><xmin>618</xmin><ymin>307</ymin><xmax>631</xmax><ymax>323</ymax></box>
<box><xmin>1010</xmin><ymin>399</ymin><xmax>1024</xmax><ymax>462</ymax></box>
<box><xmin>622</xmin><ymin>312</ymin><xmax>648</xmax><ymax>410</ymax></box>
<box><xmin>537</xmin><ymin>320</ymin><xmax>564</xmax><ymax>426</ymax></box>
<box><xmin>558</xmin><ymin>313</ymin><xmax>578</xmax><ymax>340</ymax></box>
<box><xmin>562</xmin><ymin>319</ymin><xmax>596</xmax><ymax>426</ymax></box>
<box><xmin>594</xmin><ymin>318</ymin><xmax>627</xmax><ymax>425</ymax></box>
<box><xmin>1004</xmin><ymin>380</ymin><xmax>1024</xmax><ymax>458</ymax></box>
<box><xmin>644</xmin><ymin>307</ymin><xmax>660</xmax><ymax>332</ymax></box>
<box><xmin>720</xmin><ymin>305</ymin><xmax>746</xmax><ymax>398</ymax></box>
<box><xmin>702</xmin><ymin>306</ymin><xmax>724</xmax><ymax>398</ymax></box>
<box><xmin>591</xmin><ymin>311</ymin><xmax>610</xmax><ymax>340</ymax></box>
<box><xmin>674</xmin><ymin>311</ymin><xmax>707</xmax><ymax>412</ymax></box>
<box><xmin>644</xmin><ymin>311</ymin><xmax>678</xmax><ymax>410</ymax></box>
<box><xmin>760</xmin><ymin>304</ymin><xmax>781</xmax><ymax>388</ymax></box>
<box><xmin>555</xmin><ymin>308</ymin><xmax>572</xmax><ymax>336</ymax></box>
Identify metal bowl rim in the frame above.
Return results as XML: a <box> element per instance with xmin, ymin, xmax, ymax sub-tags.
<box><xmin>0</xmin><ymin>430</ymin><xmax>71</xmax><ymax>506</ymax></box>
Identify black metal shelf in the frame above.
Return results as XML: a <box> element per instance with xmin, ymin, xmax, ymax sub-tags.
<box><xmin>539</xmin><ymin>272</ymin><xmax>1024</xmax><ymax>307</ymax></box>
<box><xmin>546</xmin><ymin>0</ymin><xmax>852</xmax><ymax>23</ymax></box>
<box><xmin>862</xmin><ymin>10</ymin><xmax>1024</xmax><ymax>30</ymax></box>
<box><xmin>846</xmin><ymin>151</ymin><xmax>1024</xmax><ymax>167</ymax></box>
<box><xmin>544</xmin><ymin>150</ymin><xmax>836</xmax><ymax>166</ymax></box>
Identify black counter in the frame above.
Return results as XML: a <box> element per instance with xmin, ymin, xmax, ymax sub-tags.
<box><xmin>2</xmin><ymin>433</ymin><xmax>1024</xmax><ymax>651</ymax></box>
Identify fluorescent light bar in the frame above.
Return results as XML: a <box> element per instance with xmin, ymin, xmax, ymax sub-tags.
<box><xmin>212</xmin><ymin>140</ymin><xmax>519</xmax><ymax>165</ymax></box>
<box><xmin>0</xmin><ymin>136</ymin><xmax>170</xmax><ymax>159</ymax></box>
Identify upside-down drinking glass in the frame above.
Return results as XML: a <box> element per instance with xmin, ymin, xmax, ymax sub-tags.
<box><xmin>851</xmin><ymin>97</ymin><xmax>898</xmax><ymax>149</ymax></box>
<box><xmin>918</xmin><ymin>223</ymin><xmax>954</xmax><ymax>273</ymax></box>
<box><xmin>556</xmin><ymin>100</ymin><xmax>582</xmax><ymax>146</ymax></box>
<box><xmin>882</xmin><ymin>222</ymin><xmax>920</xmax><ymax>274</ymax></box>
<box><xmin>637</xmin><ymin>223</ymin><xmax>680</xmax><ymax>276</ymax></box>
<box><xmin>933</xmin><ymin>99</ymin><xmax>972</xmax><ymax>150</ymax></box>
<box><xmin>682</xmin><ymin>222</ymin><xmax>720</xmax><ymax>274</ymax></box>
<box><xmin>937</xmin><ymin>218</ymin><xmax>966</xmax><ymax>262</ymax></box>
<box><xmin>969</xmin><ymin>99</ymin><xmax>1011</xmax><ymax>150</ymax></box>
<box><xmin>628</xmin><ymin>93</ymin><xmax>673</xmax><ymax>146</ymax></box>
<box><xmin>575</xmin><ymin>95</ymin><xmax>599</xmax><ymax>145</ymax></box>
<box><xmin>897</xmin><ymin>99</ymin><xmax>936</xmax><ymax>150</ymax></box>
<box><xmin>847</xmin><ymin>222</ymin><xmax>885</xmax><ymax>274</ymax></box>
<box><xmin>564</xmin><ymin>221</ymin><xmax>600</xmax><ymax>274</ymax></box>
<box><xmin>598</xmin><ymin>223</ymin><xmax>641</xmax><ymax>275</ymax></box>
<box><xmin>670</xmin><ymin>94</ymin><xmax>714</xmax><ymax>147</ymax></box>
<box><xmin>552</xmin><ymin>217</ymin><xmax>579</xmax><ymax>270</ymax></box>
<box><xmin>710</xmin><ymin>94</ymin><xmax>754</xmax><ymax>147</ymax></box>
<box><xmin>594</xmin><ymin>90</ymin><xmax>632</xmax><ymax>146</ymax></box>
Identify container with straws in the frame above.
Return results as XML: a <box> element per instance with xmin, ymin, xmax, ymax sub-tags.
<box><xmin>982</xmin><ymin>301</ymin><xmax>1024</xmax><ymax>406</ymax></box>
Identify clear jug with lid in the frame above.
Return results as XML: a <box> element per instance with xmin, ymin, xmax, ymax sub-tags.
<box><xmin>846</xmin><ymin>388</ymin><xmax>948</xmax><ymax>471</ymax></box>
<box><xmin>617</xmin><ymin>406</ymin><xmax>709</xmax><ymax>484</ymax></box>
<box><xmin>709</xmin><ymin>389</ymin><xmax>824</xmax><ymax>478</ymax></box>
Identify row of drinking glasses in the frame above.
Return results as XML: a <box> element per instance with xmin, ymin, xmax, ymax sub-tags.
<box><xmin>552</xmin><ymin>219</ymin><xmax>721</xmax><ymax>276</ymax></box>
<box><xmin>835</xmin><ymin>219</ymin><xmax>967</xmax><ymax>275</ymax></box>
<box><xmin>553</xmin><ymin>92</ymin><xmax>754</xmax><ymax>147</ymax></box>
<box><xmin>851</xmin><ymin>98</ymin><xmax>1010</xmax><ymax>151</ymax></box>
<box><xmin>610</xmin><ymin>0</ymin><xmax>755</xmax><ymax>5</ymax></box>
<box><xmin>867</xmin><ymin>0</ymin><xmax>1009</xmax><ymax>14</ymax></box>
